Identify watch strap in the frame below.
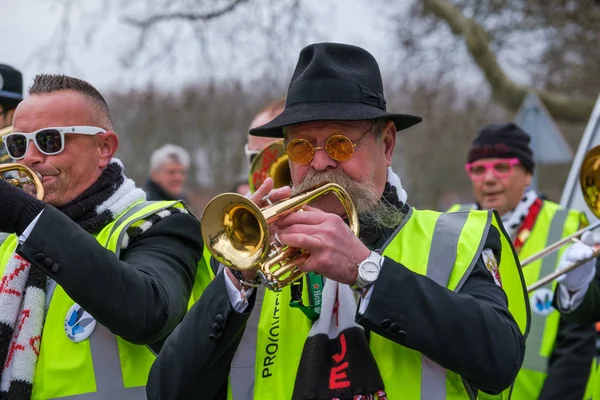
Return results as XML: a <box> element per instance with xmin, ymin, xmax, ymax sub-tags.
<box><xmin>229</xmin><ymin>268</ymin><xmax>262</xmax><ymax>288</ymax></box>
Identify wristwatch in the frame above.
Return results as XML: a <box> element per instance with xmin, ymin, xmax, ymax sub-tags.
<box><xmin>350</xmin><ymin>251</ymin><xmax>383</xmax><ymax>292</ymax></box>
<box><xmin>229</xmin><ymin>268</ymin><xmax>262</xmax><ymax>288</ymax></box>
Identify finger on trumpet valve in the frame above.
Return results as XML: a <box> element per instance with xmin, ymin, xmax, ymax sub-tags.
<box><xmin>273</xmin><ymin>232</ymin><xmax>284</xmax><ymax>249</ymax></box>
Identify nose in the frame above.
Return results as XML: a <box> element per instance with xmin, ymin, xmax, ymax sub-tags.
<box><xmin>21</xmin><ymin>139</ymin><xmax>45</xmax><ymax>167</ymax></box>
<box><xmin>482</xmin><ymin>167</ymin><xmax>497</xmax><ymax>184</ymax></box>
<box><xmin>309</xmin><ymin>147</ymin><xmax>337</xmax><ymax>171</ymax></box>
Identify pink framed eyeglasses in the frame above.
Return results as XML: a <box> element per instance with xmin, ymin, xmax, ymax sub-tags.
<box><xmin>465</xmin><ymin>158</ymin><xmax>520</xmax><ymax>180</ymax></box>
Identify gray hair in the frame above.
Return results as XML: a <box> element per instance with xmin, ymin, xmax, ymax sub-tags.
<box><xmin>150</xmin><ymin>144</ymin><xmax>191</xmax><ymax>172</ymax></box>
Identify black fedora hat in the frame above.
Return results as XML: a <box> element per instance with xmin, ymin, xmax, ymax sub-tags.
<box><xmin>0</xmin><ymin>64</ymin><xmax>23</xmax><ymax>109</ymax></box>
<box><xmin>249</xmin><ymin>42</ymin><xmax>422</xmax><ymax>138</ymax></box>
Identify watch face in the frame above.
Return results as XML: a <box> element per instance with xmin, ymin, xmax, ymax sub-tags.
<box><xmin>360</xmin><ymin>261</ymin><xmax>380</xmax><ymax>281</ymax></box>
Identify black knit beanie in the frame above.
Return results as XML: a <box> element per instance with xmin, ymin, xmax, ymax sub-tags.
<box><xmin>467</xmin><ymin>123</ymin><xmax>535</xmax><ymax>173</ymax></box>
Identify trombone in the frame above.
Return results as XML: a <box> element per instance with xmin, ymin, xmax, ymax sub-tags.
<box><xmin>248</xmin><ymin>139</ymin><xmax>292</xmax><ymax>193</ymax></box>
<box><xmin>200</xmin><ymin>182</ymin><xmax>358</xmax><ymax>291</ymax></box>
<box><xmin>526</xmin><ymin>145</ymin><xmax>600</xmax><ymax>293</ymax></box>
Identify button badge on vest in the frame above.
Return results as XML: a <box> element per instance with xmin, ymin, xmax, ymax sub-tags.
<box><xmin>64</xmin><ymin>304</ymin><xmax>97</xmax><ymax>342</ymax></box>
<box><xmin>530</xmin><ymin>288</ymin><xmax>554</xmax><ymax>316</ymax></box>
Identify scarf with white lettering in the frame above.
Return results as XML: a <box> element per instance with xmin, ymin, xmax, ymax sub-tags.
<box><xmin>291</xmin><ymin>169</ymin><xmax>407</xmax><ymax>400</ymax></box>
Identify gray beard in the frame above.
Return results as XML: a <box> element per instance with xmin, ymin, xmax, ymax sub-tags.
<box><xmin>359</xmin><ymin>198</ymin><xmax>406</xmax><ymax>230</ymax></box>
<box><xmin>292</xmin><ymin>169</ymin><xmax>406</xmax><ymax>230</ymax></box>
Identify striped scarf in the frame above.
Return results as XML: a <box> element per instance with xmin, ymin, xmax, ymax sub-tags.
<box><xmin>0</xmin><ymin>159</ymin><xmax>147</xmax><ymax>399</ymax></box>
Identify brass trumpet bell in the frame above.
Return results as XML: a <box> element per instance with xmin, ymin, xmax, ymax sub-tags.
<box><xmin>525</xmin><ymin>144</ymin><xmax>600</xmax><ymax>292</ymax></box>
<box><xmin>248</xmin><ymin>140</ymin><xmax>292</xmax><ymax>193</ymax></box>
<box><xmin>0</xmin><ymin>163</ymin><xmax>45</xmax><ymax>201</ymax></box>
<box><xmin>201</xmin><ymin>182</ymin><xmax>359</xmax><ymax>291</ymax></box>
<box><xmin>580</xmin><ymin>145</ymin><xmax>600</xmax><ymax>219</ymax></box>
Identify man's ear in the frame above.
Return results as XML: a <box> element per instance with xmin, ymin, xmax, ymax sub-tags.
<box><xmin>98</xmin><ymin>132</ymin><xmax>119</xmax><ymax>168</ymax></box>
<box><xmin>525</xmin><ymin>171</ymin><xmax>533</xmax><ymax>186</ymax></box>
<box><xmin>382</xmin><ymin>121</ymin><xmax>396</xmax><ymax>167</ymax></box>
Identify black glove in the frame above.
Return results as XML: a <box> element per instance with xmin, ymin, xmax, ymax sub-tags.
<box><xmin>0</xmin><ymin>178</ymin><xmax>45</xmax><ymax>235</ymax></box>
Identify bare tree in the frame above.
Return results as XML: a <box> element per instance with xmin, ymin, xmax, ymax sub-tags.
<box><xmin>388</xmin><ymin>78</ymin><xmax>509</xmax><ymax>209</ymax></box>
<box><xmin>36</xmin><ymin>0</ymin><xmax>320</xmax><ymax>85</ymax></box>
<box><xmin>390</xmin><ymin>0</ymin><xmax>600</xmax><ymax>123</ymax></box>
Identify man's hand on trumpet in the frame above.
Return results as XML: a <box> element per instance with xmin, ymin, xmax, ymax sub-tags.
<box><xmin>273</xmin><ymin>204</ymin><xmax>370</xmax><ymax>286</ymax></box>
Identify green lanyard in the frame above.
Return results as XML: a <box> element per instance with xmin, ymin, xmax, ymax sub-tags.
<box><xmin>289</xmin><ymin>272</ymin><xmax>323</xmax><ymax>321</ymax></box>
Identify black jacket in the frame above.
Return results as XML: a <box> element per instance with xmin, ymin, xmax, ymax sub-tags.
<box><xmin>548</xmin><ymin>261</ymin><xmax>600</xmax><ymax>400</ymax></box>
<box><xmin>146</xmin><ymin>222</ymin><xmax>526</xmax><ymax>399</ymax></box>
<box><xmin>17</xmin><ymin>205</ymin><xmax>202</xmax><ymax>345</ymax></box>
<box><xmin>537</xmin><ymin>315</ymin><xmax>596</xmax><ymax>400</ymax></box>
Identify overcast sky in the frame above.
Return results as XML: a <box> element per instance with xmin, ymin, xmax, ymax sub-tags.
<box><xmin>2</xmin><ymin>0</ymin><xmax>406</xmax><ymax>94</ymax></box>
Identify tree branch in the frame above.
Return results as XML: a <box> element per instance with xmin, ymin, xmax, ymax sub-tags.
<box><xmin>123</xmin><ymin>0</ymin><xmax>250</xmax><ymax>28</ymax></box>
<box><xmin>422</xmin><ymin>0</ymin><xmax>596</xmax><ymax>123</ymax></box>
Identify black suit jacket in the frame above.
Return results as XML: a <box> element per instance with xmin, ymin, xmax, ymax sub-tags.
<box><xmin>146</xmin><ymin>226</ymin><xmax>525</xmax><ymax>399</ymax></box>
<box><xmin>16</xmin><ymin>205</ymin><xmax>202</xmax><ymax>345</ymax></box>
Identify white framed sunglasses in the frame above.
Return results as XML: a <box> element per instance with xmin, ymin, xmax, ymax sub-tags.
<box><xmin>2</xmin><ymin>126</ymin><xmax>107</xmax><ymax>160</ymax></box>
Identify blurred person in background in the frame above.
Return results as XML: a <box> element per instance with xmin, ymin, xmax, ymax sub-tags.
<box><xmin>244</xmin><ymin>97</ymin><xmax>286</xmax><ymax>195</ymax></box>
<box><xmin>145</xmin><ymin>144</ymin><xmax>190</xmax><ymax>202</ymax></box>
<box><xmin>449</xmin><ymin>122</ymin><xmax>596</xmax><ymax>400</ymax></box>
<box><xmin>244</xmin><ymin>97</ymin><xmax>285</xmax><ymax>168</ymax></box>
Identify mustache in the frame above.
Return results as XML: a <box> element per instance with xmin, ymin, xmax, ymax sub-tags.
<box><xmin>292</xmin><ymin>169</ymin><xmax>406</xmax><ymax>230</ymax></box>
<box><xmin>291</xmin><ymin>169</ymin><xmax>380</xmax><ymax>214</ymax></box>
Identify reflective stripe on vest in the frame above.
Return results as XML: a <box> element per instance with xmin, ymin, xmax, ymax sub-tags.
<box><xmin>0</xmin><ymin>200</ymin><xmax>187</xmax><ymax>399</ymax></box>
<box><xmin>521</xmin><ymin>208</ymin><xmax>568</xmax><ymax>373</ymax></box>
<box><xmin>420</xmin><ymin>211</ymin><xmax>481</xmax><ymax>400</ymax></box>
<box><xmin>447</xmin><ymin>204</ymin><xmax>476</xmax><ymax>213</ymax></box>
<box><xmin>229</xmin><ymin>287</ymin><xmax>266</xmax><ymax>399</ymax></box>
<box><xmin>228</xmin><ymin>209</ymin><xmax>526</xmax><ymax>400</ymax></box>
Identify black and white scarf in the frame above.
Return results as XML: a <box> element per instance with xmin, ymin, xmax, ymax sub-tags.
<box><xmin>0</xmin><ymin>159</ymin><xmax>178</xmax><ymax>399</ymax></box>
<box><xmin>467</xmin><ymin>187</ymin><xmax>539</xmax><ymax>240</ymax></box>
<box><xmin>497</xmin><ymin>188</ymin><xmax>539</xmax><ymax>240</ymax></box>
<box><xmin>292</xmin><ymin>168</ymin><xmax>407</xmax><ymax>400</ymax></box>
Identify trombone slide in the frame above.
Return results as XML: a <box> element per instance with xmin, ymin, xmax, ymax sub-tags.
<box><xmin>521</xmin><ymin>220</ymin><xmax>600</xmax><ymax>267</ymax></box>
<box><xmin>527</xmin><ymin>248</ymin><xmax>600</xmax><ymax>293</ymax></box>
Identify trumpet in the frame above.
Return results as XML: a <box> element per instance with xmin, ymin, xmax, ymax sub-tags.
<box><xmin>201</xmin><ymin>182</ymin><xmax>358</xmax><ymax>291</ymax></box>
<box><xmin>248</xmin><ymin>140</ymin><xmax>292</xmax><ymax>193</ymax></box>
<box><xmin>0</xmin><ymin>163</ymin><xmax>44</xmax><ymax>201</ymax></box>
<box><xmin>526</xmin><ymin>145</ymin><xmax>600</xmax><ymax>292</ymax></box>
